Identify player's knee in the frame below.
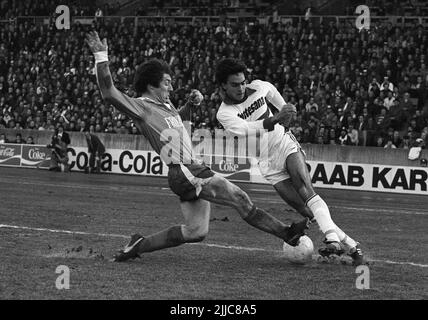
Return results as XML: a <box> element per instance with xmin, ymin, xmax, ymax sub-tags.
<box><xmin>187</xmin><ymin>232</ymin><xmax>207</xmax><ymax>243</ymax></box>
<box><xmin>189</xmin><ymin>233</ymin><xmax>206</xmax><ymax>243</ymax></box>
<box><xmin>290</xmin><ymin>172</ymin><xmax>313</xmax><ymax>194</ymax></box>
<box><xmin>231</xmin><ymin>188</ymin><xmax>253</xmax><ymax>218</ymax></box>
<box><xmin>184</xmin><ymin>225</ymin><xmax>208</xmax><ymax>243</ymax></box>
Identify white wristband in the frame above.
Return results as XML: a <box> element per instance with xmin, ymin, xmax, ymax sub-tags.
<box><xmin>94</xmin><ymin>51</ymin><xmax>108</xmax><ymax>64</ymax></box>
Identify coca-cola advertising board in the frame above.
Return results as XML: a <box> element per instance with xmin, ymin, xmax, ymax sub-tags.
<box><xmin>205</xmin><ymin>156</ymin><xmax>251</xmax><ymax>182</ymax></box>
<box><xmin>21</xmin><ymin>145</ymin><xmax>51</xmax><ymax>169</ymax></box>
<box><xmin>0</xmin><ymin>144</ymin><xmax>22</xmax><ymax>166</ymax></box>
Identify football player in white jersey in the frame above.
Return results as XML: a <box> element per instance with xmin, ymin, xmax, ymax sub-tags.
<box><xmin>215</xmin><ymin>58</ymin><xmax>364</xmax><ymax>265</ymax></box>
<box><xmin>86</xmin><ymin>32</ymin><xmax>308</xmax><ymax>263</ymax></box>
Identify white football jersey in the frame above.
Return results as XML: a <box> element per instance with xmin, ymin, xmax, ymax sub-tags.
<box><xmin>217</xmin><ymin>80</ymin><xmax>287</xmax><ymax>155</ymax></box>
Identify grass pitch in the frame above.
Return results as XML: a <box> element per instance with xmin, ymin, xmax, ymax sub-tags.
<box><xmin>0</xmin><ymin>167</ymin><xmax>427</xmax><ymax>300</ymax></box>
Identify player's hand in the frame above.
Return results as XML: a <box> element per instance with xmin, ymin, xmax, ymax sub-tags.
<box><xmin>189</xmin><ymin>89</ymin><xmax>203</xmax><ymax>106</ymax></box>
<box><xmin>85</xmin><ymin>31</ymin><xmax>108</xmax><ymax>54</ymax></box>
<box><xmin>274</xmin><ymin>104</ymin><xmax>297</xmax><ymax>127</ymax></box>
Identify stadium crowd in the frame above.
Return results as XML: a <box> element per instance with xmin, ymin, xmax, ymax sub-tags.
<box><xmin>0</xmin><ymin>4</ymin><xmax>428</xmax><ymax>148</ymax></box>
<box><xmin>0</xmin><ymin>0</ymin><xmax>121</xmax><ymax>19</ymax></box>
<box><xmin>142</xmin><ymin>0</ymin><xmax>264</xmax><ymax>16</ymax></box>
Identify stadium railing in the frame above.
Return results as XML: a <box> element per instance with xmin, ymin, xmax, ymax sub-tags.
<box><xmin>1</xmin><ymin>128</ymin><xmax>427</xmax><ymax>167</ymax></box>
<box><xmin>1</xmin><ymin>129</ymin><xmax>427</xmax><ymax>195</ymax></box>
<box><xmin>11</xmin><ymin>15</ymin><xmax>428</xmax><ymax>27</ymax></box>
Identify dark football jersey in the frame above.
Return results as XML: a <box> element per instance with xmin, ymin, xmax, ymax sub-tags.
<box><xmin>112</xmin><ymin>93</ymin><xmax>193</xmax><ymax>165</ymax></box>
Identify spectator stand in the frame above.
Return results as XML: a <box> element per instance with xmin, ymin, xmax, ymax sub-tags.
<box><xmin>1</xmin><ymin>12</ymin><xmax>427</xmax><ymax>148</ymax></box>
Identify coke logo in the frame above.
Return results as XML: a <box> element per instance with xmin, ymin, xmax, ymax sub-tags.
<box><xmin>0</xmin><ymin>148</ymin><xmax>15</xmax><ymax>157</ymax></box>
<box><xmin>218</xmin><ymin>160</ymin><xmax>239</xmax><ymax>172</ymax></box>
<box><xmin>28</xmin><ymin>149</ymin><xmax>47</xmax><ymax>160</ymax></box>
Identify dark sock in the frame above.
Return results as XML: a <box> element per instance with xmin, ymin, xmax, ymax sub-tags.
<box><xmin>243</xmin><ymin>205</ymin><xmax>289</xmax><ymax>240</ymax></box>
<box><xmin>137</xmin><ymin>225</ymin><xmax>186</xmax><ymax>253</ymax></box>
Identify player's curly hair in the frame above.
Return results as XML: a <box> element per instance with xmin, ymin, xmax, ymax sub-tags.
<box><xmin>134</xmin><ymin>59</ymin><xmax>172</xmax><ymax>95</ymax></box>
<box><xmin>215</xmin><ymin>58</ymin><xmax>248</xmax><ymax>85</ymax></box>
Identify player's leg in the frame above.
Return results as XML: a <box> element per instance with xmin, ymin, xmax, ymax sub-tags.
<box><xmin>87</xmin><ymin>152</ymin><xmax>95</xmax><ymax>173</ymax></box>
<box><xmin>286</xmin><ymin>150</ymin><xmax>342</xmax><ymax>244</ymax></box>
<box><xmin>258</xmin><ymin>140</ymin><xmax>313</xmax><ymax>220</ymax></box>
<box><xmin>199</xmin><ymin>174</ymin><xmax>308</xmax><ymax>245</ymax></box>
<box><xmin>61</xmin><ymin>155</ymin><xmax>70</xmax><ymax>172</ymax></box>
<box><xmin>114</xmin><ymin>199</ymin><xmax>210</xmax><ymax>262</ymax></box>
<box><xmin>180</xmin><ymin>199</ymin><xmax>210</xmax><ymax>242</ymax></box>
<box><xmin>273</xmin><ymin>178</ymin><xmax>314</xmax><ymax>220</ymax></box>
<box><xmin>95</xmin><ymin>154</ymin><xmax>102</xmax><ymax>173</ymax></box>
<box><xmin>49</xmin><ymin>151</ymin><xmax>61</xmax><ymax>171</ymax></box>
<box><xmin>286</xmin><ymin>150</ymin><xmax>362</xmax><ymax>262</ymax></box>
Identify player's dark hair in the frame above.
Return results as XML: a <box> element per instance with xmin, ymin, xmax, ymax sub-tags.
<box><xmin>134</xmin><ymin>59</ymin><xmax>172</xmax><ymax>95</ymax></box>
<box><xmin>215</xmin><ymin>58</ymin><xmax>247</xmax><ymax>85</ymax></box>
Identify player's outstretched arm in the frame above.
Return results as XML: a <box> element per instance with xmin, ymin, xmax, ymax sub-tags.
<box><xmin>216</xmin><ymin>109</ymin><xmax>266</xmax><ymax>136</ymax></box>
<box><xmin>217</xmin><ymin>105</ymin><xmax>291</xmax><ymax>137</ymax></box>
<box><xmin>86</xmin><ymin>31</ymin><xmax>140</xmax><ymax>119</ymax></box>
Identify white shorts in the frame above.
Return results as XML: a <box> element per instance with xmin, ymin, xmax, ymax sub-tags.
<box><xmin>258</xmin><ymin>131</ymin><xmax>302</xmax><ymax>185</ymax></box>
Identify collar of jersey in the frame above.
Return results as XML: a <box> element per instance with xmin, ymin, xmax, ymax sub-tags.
<box><xmin>223</xmin><ymin>87</ymin><xmax>257</xmax><ymax>105</ymax></box>
<box><xmin>138</xmin><ymin>96</ymin><xmax>173</xmax><ymax>109</ymax></box>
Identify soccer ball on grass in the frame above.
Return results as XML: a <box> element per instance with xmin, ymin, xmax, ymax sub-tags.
<box><xmin>282</xmin><ymin>235</ymin><xmax>314</xmax><ymax>265</ymax></box>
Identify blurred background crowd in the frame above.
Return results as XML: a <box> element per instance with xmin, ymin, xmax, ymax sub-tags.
<box><xmin>0</xmin><ymin>0</ymin><xmax>427</xmax><ymax>149</ymax></box>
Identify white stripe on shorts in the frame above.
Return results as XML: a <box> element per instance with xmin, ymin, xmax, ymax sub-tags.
<box><xmin>179</xmin><ymin>164</ymin><xmax>203</xmax><ymax>197</ymax></box>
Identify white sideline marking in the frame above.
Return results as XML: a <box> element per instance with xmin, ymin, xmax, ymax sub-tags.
<box><xmin>1</xmin><ymin>223</ymin><xmax>427</xmax><ymax>268</ymax></box>
<box><xmin>329</xmin><ymin>205</ymin><xmax>428</xmax><ymax>216</ymax></box>
<box><xmin>1</xmin><ymin>178</ymin><xmax>427</xmax><ymax>216</ymax></box>
<box><xmin>376</xmin><ymin>260</ymin><xmax>428</xmax><ymax>268</ymax></box>
<box><xmin>0</xmin><ymin>224</ymin><xmax>127</xmax><ymax>239</ymax></box>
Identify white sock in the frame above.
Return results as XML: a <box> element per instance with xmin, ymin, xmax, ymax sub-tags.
<box><xmin>335</xmin><ymin>227</ymin><xmax>358</xmax><ymax>249</ymax></box>
<box><xmin>307</xmin><ymin>195</ymin><xmax>340</xmax><ymax>243</ymax></box>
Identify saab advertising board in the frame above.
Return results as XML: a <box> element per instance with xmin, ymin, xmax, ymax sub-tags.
<box><xmin>307</xmin><ymin>161</ymin><xmax>428</xmax><ymax>195</ymax></box>
<box><xmin>1</xmin><ymin>143</ymin><xmax>427</xmax><ymax>195</ymax></box>
<box><xmin>251</xmin><ymin>160</ymin><xmax>428</xmax><ymax>195</ymax></box>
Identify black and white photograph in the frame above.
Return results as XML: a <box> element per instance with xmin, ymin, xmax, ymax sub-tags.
<box><xmin>0</xmin><ymin>0</ymin><xmax>427</xmax><ymax>305</ymax></box>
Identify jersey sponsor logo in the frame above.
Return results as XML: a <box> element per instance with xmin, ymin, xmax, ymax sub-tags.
<box><xmin>165</xmin><ymin>115</ymin><xmax>184</xmax><ymax>128</ymax></box>
<box><xmin>237</xmin><ymin>96</ymin><xmax>266</xmax><ymax>119</ymax></box>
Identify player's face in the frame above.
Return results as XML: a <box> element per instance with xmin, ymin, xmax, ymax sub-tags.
<box><xmin>223</xmin><ymin>73</ymin><xmax>247</xmax><ymax>102</ymax></box>
<box><xmin>154</xmin><ymin>74</ymin><xmax>173</xmax><ymax>101</ymax></box>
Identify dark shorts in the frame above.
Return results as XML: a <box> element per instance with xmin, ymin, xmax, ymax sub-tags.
<box><xmin>168</xmin><ymin>163</ymin><xmax>215</xmax><ymax>202</ymax></box>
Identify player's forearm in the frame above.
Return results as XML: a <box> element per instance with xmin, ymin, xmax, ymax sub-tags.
<box><xmin>96</xmin><ymin>61</ymin><xmax>119</xmax><ymax>102</ymax></box>
<box><xmin>243</xmin><ymin>118</ymin><xmax>278</xmax><ymax>134</ymax></box>
<box><xmin>95</xmin><ymin>62</ymin><xmax>133</xmax><ymax>115</ymax></box>
<box><xmin>222</xmin><ymin>118</ymin><xmax>277</xmax><ymax>137</ymax></box>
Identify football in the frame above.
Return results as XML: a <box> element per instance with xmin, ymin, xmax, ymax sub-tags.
<box><xmin>282</xmin><ymin>235</ymin><xmax>314</xmax><ymax>264</ymax></box>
